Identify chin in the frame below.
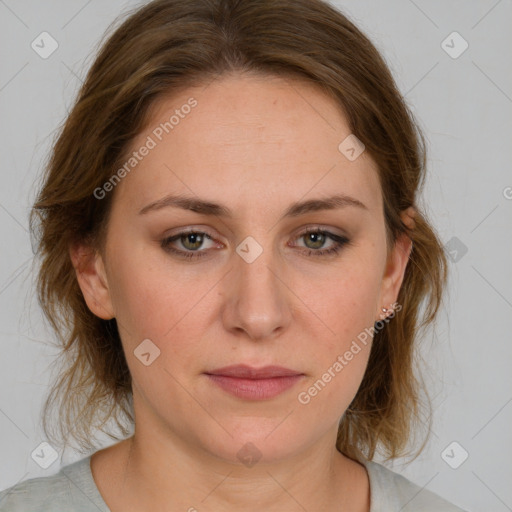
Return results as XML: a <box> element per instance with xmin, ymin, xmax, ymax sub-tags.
<box><xmin>193</xmin><ymin>417</ymin><xmax>316</xmax><ymax>467</ymax></box>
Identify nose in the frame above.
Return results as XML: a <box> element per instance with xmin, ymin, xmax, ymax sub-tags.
<box><xmin>221</xmin><ymin>243</ymin><xmax>292</xmax><ymax>341</ymax></box>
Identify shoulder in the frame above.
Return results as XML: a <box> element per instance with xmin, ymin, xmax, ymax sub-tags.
<box><xmin>0</xmin><ymin>456</ymin><xmax>109</xmax><ymax>512</ymax></box>
<box><xmin>363</xmin><ymin>459</ymin><xmax>469</xmax><ymax>512</ymax></box>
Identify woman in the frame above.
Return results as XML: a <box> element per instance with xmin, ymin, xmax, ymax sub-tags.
<box><xmin>0</xmin><ymin>0</ymin><xmax>467</xmax><ymax>510</ymax></box>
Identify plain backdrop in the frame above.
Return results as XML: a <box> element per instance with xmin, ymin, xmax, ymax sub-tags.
<box><xmin>0</xmin><ymin>1</ymin><xmax>511</xmax><ymax>511</ymax></box>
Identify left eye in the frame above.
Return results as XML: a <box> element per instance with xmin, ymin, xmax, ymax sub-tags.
<box><xmin>290</xmin><ymin>229</ymin><xmax>350</xmax><ymax>257</ymax></box>
<box><xmin>161</xmin><ymin>230</ymin><xmax>217</xmax><ymax>259</ymax></box>
<box><xmin>296</xmin><ymin>230</ymin><xmax>337</xmax><ymax>250</ymax></box>
<box><xmin>161</xmin><ymin>228</ymin><xmax>350</xmax><ymax>260</ymax></box>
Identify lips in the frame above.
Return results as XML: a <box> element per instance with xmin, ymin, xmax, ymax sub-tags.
<box><xmin>204</xmin><ymin>365</ymin><xmax>305</xmax><ymax>400</ymax></box>
<box><xmin>205</xmin><ymin>364</ymin><xmax>303</xmax><ymax>379</ymax></box>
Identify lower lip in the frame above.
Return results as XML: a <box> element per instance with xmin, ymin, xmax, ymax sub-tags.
<box><xmin>205</xmin><ymin>374</ymin><xmax>304</xmax><ymax>400</ymax></box>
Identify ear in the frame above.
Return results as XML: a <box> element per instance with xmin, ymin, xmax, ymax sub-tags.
<box><xmin>376</xmin><ymin>207</ymin><xmax>415</xmax><ymax>320</ymax></box>
<box><xmin>69</xmin><ymin>241</ymin><xmax>115</xmax><ymax>320</ymax></box>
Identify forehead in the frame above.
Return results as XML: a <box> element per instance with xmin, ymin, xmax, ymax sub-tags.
<box><xmin>111</xmin><ymin>73</ymin><xmax>382</xmax><ymax>218</ymax></box>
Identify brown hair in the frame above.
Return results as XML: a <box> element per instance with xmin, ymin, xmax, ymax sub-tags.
<box><xmin>30</xmin><ymin>0</ymin><xmax>447</xmax><ymax>461</ymax></box>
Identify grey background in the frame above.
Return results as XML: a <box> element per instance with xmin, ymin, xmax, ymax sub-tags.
<box><xmin>0</xmin><ymin>1</ymin><xmax>511</xmax><ymax>511</ymax></box>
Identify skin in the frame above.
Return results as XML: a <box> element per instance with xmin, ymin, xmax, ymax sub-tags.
<box><xmin>71</xmin><ymin>72</ymin><xmax>414</xmax><ymax>512</ymax></box>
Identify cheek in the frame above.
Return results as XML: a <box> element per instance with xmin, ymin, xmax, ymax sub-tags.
<box><xmin>106</xmin><ymin>236</ymin><xmax>183</xmax><ymax>330</ymax></box>
<box><xmin>107</xmin><ymin>259</ymin><xmax>210</xmax><ymax>404</ymax></box>
<box><xmin>295</xmin><ymin>272</ymin><xmax>377</xmax><ymax>416</ymax></box>
<box><xmin>292</xmin><ymin>255</ymin><xmax>382</xmax><ymax>411</ymax></box>
<box><xmin>106</xmin><ymin>244</ymin><xmax>221</xmax><ymax>371</ymax></box>
<box><xmin>296</xmin><ymin>257</ymin><xmax>383</xmax><ymax>344</ymax></box>
<box><xmin>298</xmin><ymin>345</ymin><xmax>371</xmax><ymax>423</ymax></box>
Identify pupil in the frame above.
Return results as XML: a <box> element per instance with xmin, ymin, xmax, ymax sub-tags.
<box><xmin>184</xmin><ymin>233</ymin><xmax>202</xmax><ymax>249</ymax></box>
<box><xmin>307</xmin><ymin>232</ymin><xmax>324</xmax><ymax>248</ymax></box>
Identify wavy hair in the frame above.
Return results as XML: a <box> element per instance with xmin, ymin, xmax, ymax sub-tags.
<box><xmin>30</xmin><ymin>0</ymin><xmax>448</xmax><ymax>461</ymax></box>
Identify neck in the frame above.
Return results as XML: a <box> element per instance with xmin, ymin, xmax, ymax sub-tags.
<box><xmin>93</xmin><ymin>429</ymin><xmax>368</xmax><ymax>512</ymax></box>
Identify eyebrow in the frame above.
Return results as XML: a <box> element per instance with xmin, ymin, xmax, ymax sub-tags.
<box><xmin>138</xmin><ymin>193</ymin><xmax>368</xmax><ymax>219</ymax></box>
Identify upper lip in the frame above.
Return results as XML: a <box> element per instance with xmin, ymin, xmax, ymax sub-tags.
<box><xmin>205</xmin><ymin>365</ymin><xmax>303</xmax><ymax>379</ymax></box>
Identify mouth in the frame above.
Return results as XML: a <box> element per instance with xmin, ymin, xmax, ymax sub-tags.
<box><xmin>204</xmin><ymin>365</ymin><xmax>305</xmax><ymax>400</ymax></box>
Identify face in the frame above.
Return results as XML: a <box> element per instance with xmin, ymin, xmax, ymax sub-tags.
<box><xmin>73</xmin><ymin>73</ymin><xmax>412</xmax><ymax>465</ymax></box>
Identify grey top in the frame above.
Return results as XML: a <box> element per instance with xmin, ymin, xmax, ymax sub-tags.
<box><xmin>0</xmin><ymin>455</ymin><xmax>468</xmax><ymax>511</ymax></box>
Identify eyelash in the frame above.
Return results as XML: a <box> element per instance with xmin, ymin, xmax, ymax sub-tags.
<box><xmin>160</xmin><ymin>228</ymin><xmax>350</xmax><ymax>260</ymax></box>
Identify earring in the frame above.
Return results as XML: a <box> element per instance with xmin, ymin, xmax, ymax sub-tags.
<box><xmin>379</xmin><ymin>307</ymin><xmax>392</xmax><ymax>320</ymax></box>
